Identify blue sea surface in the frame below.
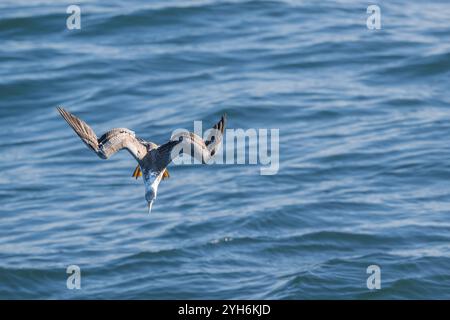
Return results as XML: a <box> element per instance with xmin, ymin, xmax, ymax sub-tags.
<box><xmin>1</xmin><ymin>0</ymin><xmax>450</xmax><ymax>299</ymax></box>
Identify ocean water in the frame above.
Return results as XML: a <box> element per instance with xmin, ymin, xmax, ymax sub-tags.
<box><xmin>1</xmin><ymin>0</ymin><xmax>450</xmax><ymax>299</ymax></box>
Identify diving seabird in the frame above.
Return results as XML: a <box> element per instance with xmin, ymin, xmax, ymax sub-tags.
<box><xmin>57</xmin><ymin>107</ymin><xmax>226</xmax><ymax>213</ymax></box>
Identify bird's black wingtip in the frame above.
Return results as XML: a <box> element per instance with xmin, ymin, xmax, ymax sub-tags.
<box><xmin>221</xmin><ymin>113</ymin><xmax>227</xmax><ymax>128</ymax></box>
<box><xmin>56</xmin><ymin>106</ymin><xmax>66</xmax><ymax>116</ymax></box>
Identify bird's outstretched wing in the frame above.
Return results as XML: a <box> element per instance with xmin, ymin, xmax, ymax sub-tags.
<box><xmin>149</xmin><ymin>114</ymin><xmax>226</xmax><ymax>172</ymax></box>
<box><xmin>57</xmin><ymin>107</ymin><xmax>147</xmax><ymax>162</ymax></box>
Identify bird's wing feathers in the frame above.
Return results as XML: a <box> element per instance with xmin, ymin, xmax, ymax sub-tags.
<box><xmin>57</xmin><ymin>107</ymin><xmax>147</xmax><ymax>162</ymax></box>
<box><xmin>152</xmin><ymin>139</ymin><xmax>182</xmax><ymax>172</ymax></box>
<box><xmin>151</xmin><ymin>114</ymin><xmax>226</xmax><ymax>171</ymax></box>
<box><xmin>57</xmin><ymin>106</ymin><xmax>99</xmax><ymax>152</ymax></box>
<box><xmin>204</xmin><ymin>113</ymin><xmax>226</xmax><ymax>156</ymax></box>
<box><xmin>97</xmin><ymin>128</ymin><xmax>145</xmax><ymax>160</ymax></box>
<box><xmin>58</xmin><ymin>107</ymin><xmax>226</xmax><ymax>174</ymax></box>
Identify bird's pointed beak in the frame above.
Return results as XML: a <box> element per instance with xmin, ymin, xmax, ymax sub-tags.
<box><xmin>147</xmin><ymin>200</ymin><xmax>153</xmax><ymax>214</ymax></box>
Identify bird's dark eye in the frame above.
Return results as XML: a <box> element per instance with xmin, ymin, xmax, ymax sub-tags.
<box><xmin>179</xmin><ymin>136</ymin><xmax>183</xmax><ymax>142</ymax></box>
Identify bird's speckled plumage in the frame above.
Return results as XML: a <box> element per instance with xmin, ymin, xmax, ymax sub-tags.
<box><xmin>57</xmin><ymin>107</ymin><xmax>226</xmax><ymax>212</ymax></box>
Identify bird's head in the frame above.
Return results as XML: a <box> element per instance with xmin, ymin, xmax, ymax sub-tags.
<box><xmin>145</xmin><ymin>189</ymin><xmax>156</xmax><ymax>213</ymax></box>
<box><xmin>143</xmin><ymin>171</ymin><xmax>163</xmax><ymax>214</ymax></box>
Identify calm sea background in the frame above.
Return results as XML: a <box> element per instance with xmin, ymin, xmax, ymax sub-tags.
<box><xmin>1</xmin><ymin>0</ymin><xmax>450</xmax><ymax>299</ymax></box>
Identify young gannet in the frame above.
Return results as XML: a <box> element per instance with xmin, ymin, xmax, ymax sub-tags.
<box><xmin>57</xmin><ymin>107</ymin><xmax>226</xmax><ymax>213</ymax></box>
